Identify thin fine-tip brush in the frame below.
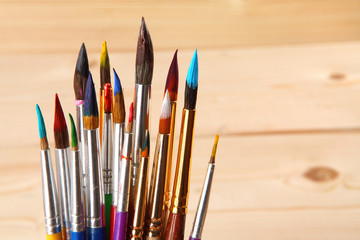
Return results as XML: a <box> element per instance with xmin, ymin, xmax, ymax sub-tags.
<box><xmin>84</xmin><ymin>72</ymin><xmax>106</xmax><ymax>240</ymax></box>
<box><xmin>165</xmin><ymin>50</ymin><xmax>199</xmax><ymax>240</ymax></box>
<box><xmin>189</xmin><ymin>135</ymin><xmax>219</xmax><ymax>240</ymax></box>
<box><xmin>54</xmin><ymin>94</ymin><xmax>71</xmax><ymax>240</ymax></box>
<box><xmin>131</xmin><ymin>17</ymin><xmax>154</xmax><ymax>228</ymax></box>
<box><xmin>37</xmin><ymin>104</ymin><xmax>62</xmax><ymax>240</ymax></box>
<box><xmin>145</xmin><ymin>91</ymin><xmax>171</xmax><ymax>239</ymax></box>
<box><xmin>69</xmin><ymin>114</ymin><xmax>85</xmax><ymax>240</ymax></box>
<box><xmin>163</xmin><ymin>50</ymin><xmax>179</xmax><ymax>232</ymax></box>
<box><xmin>110</xmin><ymin>68</ymin><xmax>126</xmax><ymax>240</ymax></box>
<box><xmin>113</xmin><ymin>103</ymin><xmax>134</xmax><ymax>240</ymax></box>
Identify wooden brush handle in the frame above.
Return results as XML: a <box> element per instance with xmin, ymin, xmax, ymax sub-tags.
<box><xmin>164</xmin><ymin>212</ymin><xmax>186</xmax><ymax>240</ymax></box>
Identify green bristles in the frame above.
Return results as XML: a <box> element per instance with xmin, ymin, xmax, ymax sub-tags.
<box><xmin>69</xmin><ymin>113</ymin><xmax>78</xmax><ymax>149</ymax></box>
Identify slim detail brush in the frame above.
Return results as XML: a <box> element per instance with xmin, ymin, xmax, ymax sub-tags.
<box><xmin>144</xmin><ymin>91</ymin><xmax>171</xmax><ymax>240</ymax></box>
<box><xmin>189</xmin><ymin>135</ymin><xmax>219</xmax><ymax>240</ymax></box>
<box><xmin>84</xmin><ymin>72</ymin><xmax>106</xmax><ymax>240</ymax></box>
<box><xmin>110</xmin><ymin>69</ymin><xmax>126</xmax><ymax>240</ymax></box>
<box><xmin>165</xmin><ymin>50</ymin><xmax>198</xmax><ymax>240</ymax></box>
<box><xmin>113</xmin><ymin>103</ymin><xmax>133</xmax><ymax>240</ymax></box>
<box><xmin>54</xmin><ymin>94</ymin><xmax>72</xmax><ymax>240</ymax></box>
<box><xmin>37</xmin><ymin>104</ymin><xmax>63</xmax><ymax>240</ymax></box>
<box><xmin>69</xmin><ymin>114</ymin><xmax>85</xmax><ymax>240</ymax></box>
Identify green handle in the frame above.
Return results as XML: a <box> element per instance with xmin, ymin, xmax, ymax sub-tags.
<box><xmin>105</xmin><ymin>193</ymin><xmax>112</xmax><ymax>240</ymax></box>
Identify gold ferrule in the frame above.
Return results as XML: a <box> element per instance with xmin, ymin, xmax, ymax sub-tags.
<box><xmin>99</xmin><ymin>89</ymin><xmax>104</xmax><ymax>146</ymax></box>
<box><xmin>170</xmin><ymin>109</ymin><xmax>196</xmax><ymax>214</ymax></box>
<box><xmin>145</xmin><ymin>134</ymin><xmax>170</xmax><ymax>238</ymax></box>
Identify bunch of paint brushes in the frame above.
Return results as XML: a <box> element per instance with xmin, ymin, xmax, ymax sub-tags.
<box><xmin>36</xmin><ymin>17</ymin><xmax>219</xmax><ymax>240</ymax></box>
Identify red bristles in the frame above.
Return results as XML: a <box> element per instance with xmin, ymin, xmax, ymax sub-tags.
<box><xmin>159</xmin><ymin>91</ymin><xmax>171</xmax><ymax>134</ymax></box>
<box><xmin>164</xmin><ymin>49</ymin><xmax>179</xmax><ymax>102</ymax></box>
<box><xmin>54</xmin><ymin>93</ymin><xmax>69</xmax><ymax>148</ymax></box>
<box><xmin>129</xmin><ymin>102</ymin><xmax>134</xmax><ymax>123</ymax></box>
<box><xmin>104</xmin><ymin>83</ymin><xmax>112</xmax><ymax>113</ymax></box>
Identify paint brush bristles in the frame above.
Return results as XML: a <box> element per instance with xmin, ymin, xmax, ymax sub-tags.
<box><xmin>164</xmin><ymin>50</ymin><xmax>179</xmax><ymax>102</ymax></box>
<box><xmin>184</xmin><ymin>50</ymin><xmax>198</xmax><ymax>110</ymax></box>
<box><xmin>113</xmin><ymin>68</ymin><xmax>125</xmax><ymax>123</ymax></box>
<box><xmin>104</xmin><ymin>83</ymin><xmax>112</xmax><ymax>114</ymax></box>
<box><xmin>36</xmin><ymin>104</ymin><xmax>49</xmax><ymax>150</ymax></box>
<box><xmin>159</xmin><ymin>90</ymin><xmax>171</xmax><ymax>134</ymax></box>
<box><xmin>127</xmin><ymin>102</ymin><xmax>134</xmax><ymax>132</ymax></box>
<box><xmin>74</xmin><ymin>43</ymin><xmax>89</xmax><ymax>100</ymax></box>
<box><xmin>141</xmin><ymin>130</ymin><xmax>150</xmax><ymax>158</ymax></box>
<box><xmin>69</xmin><ymin>113</ymin><xmax>78</xmax><ymax>151</ymax></box>
<box><xmin>210</xmin><ymin>134</ymin><xmax>219</xmax><ymax>164</ymax></box>
<box><xmin>54</xmin><ymin>94</ymin><xmax>69</xmax><ymax>149</ymax></box>
<box><xmin>84</xmin><ymin>72</ymin><xmax>99</xmax><ymax>130</ymax></box>
<box><xmin>135</xmin><ymin>17</ymin><xmax>154</xmax><ymax>85</ymax></box>
<box><xmin>100</xmin><ymin>41</ymin><xmax>111</xmax><ymax>89</ymax></box>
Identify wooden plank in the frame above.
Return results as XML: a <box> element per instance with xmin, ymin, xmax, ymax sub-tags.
<box><xmin>0</xmin><ymin>0</ymin><xmax>359</xmax><ymax>54</ymax></box>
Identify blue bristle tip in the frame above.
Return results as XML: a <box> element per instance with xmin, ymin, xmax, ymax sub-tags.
<box><xmin>113</xmin><ymin>68</ymin><xmax>122</xmax><ymax>96</ymax></box>
<box><xmin>186</xmin><ymin>49</ymin><xmax>198</xmax><ymax>89</ymax></box>
<box><xmin>36</xmin><ymin>104</ymin><xmax>46</xmax><ymax>139</ymax></box>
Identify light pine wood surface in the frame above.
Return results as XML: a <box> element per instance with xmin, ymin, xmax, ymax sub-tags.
<box><xmin>1</xmin><ymin>0</ymin><xmax>360</xmax><ymax>239</ymax></box>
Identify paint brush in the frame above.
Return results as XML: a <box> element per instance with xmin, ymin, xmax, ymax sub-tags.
<box><xmin>164</xmin><ymin>50</ymin><xmax>198</xmax><ymax>240</ymax></box>
<box><xmin>84</xmin><ymin>72</ymin><xmax>106</xmax><ymax>240</ymax></box>
<box><xmin>73</xmin><ymin>42</ymin><xmax>89</xmax><ymax>222</ymax></box>
<box><xmin>54</xmin><ymin>94</ymin><xmax>71</xmax><ymax>240</ymax></box>
<box><xmin>163</xmin><ymin>50</ymin><xmax>179</xmax><ymax>231</ymax></box>
<box><xmin>130</xmin><ymin>16</ymin><xmax>153</xmax><ymax>209</ymax></box>
<box><xmin>144</xmin><ymin>91</ymin><xmax>171</xmax><ymax>240</ymax></box>
<box><xmin>102</xmin><ymin>82</ymin><xmax>114</xmax><ymax>239</ymax></box>
<box><xmin>110</xmin><ymin>68</ymin><xmax>126</xmax><ymax>240</ymax></box>
<box><xmin>69</xmin><ymin>114</ymin><xmax>85</xmax><ymax>240</ymax></box>
<box><xmin>113</xmin><ymin>103</ymin><xmax>133</xmax><ymax>240</ymax></box>
<box><xmin>37</xmin><ymin>104</ymin><xmax>63</xmax><ymax>240</ymax></box>
<box><xmin>189</xmin><ymin>135</ymin><xmax>219</xmax><ymax>240</ymax></box>
<box><xmin>99</xmin><ymin>41</ymin><xmax>111</xmax><ymax>146</ymax></box>
<box><xmin>128</xmin><ymin>130</ymin><xmax>150</xmax><ymax>240</ymax></box>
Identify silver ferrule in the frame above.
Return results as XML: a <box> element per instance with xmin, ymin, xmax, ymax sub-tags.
<box><xmin>101</xmin><ymin>113</ymin><xmax>113</xmax><ymax>194</ymax></box>
<box><xmin>55</xmin><ymin>148</ymin><xmax>71</xmax><ymax>239</ymax></box>
<box><xmin>190</xmin><ymin>163</ymin><xmax>216</xmax><ymax>239</ymax></box>
<box><xmin>132</xmin><ymin>84</ymin><xmax>151</xmax><ymax>186</ymax></box>
<box><xmin>41</xmin><ymin>149</ymin><xmax>62</xmax><ymax>235</ymax></box>
<box><xmin>112</xmin><ymin>122</ymin><xmax>125</xmax><ymax>205</ymax></box>
<box><xmin>76</xmin><ymin>104</ymin><xmax>87</xmax><ymax>188</ymax></box>
<box><xmin>70</xmin><ymin>149</ymin><xmax>85</xmax><ymax>232</ymax></box>
<box><xmin>85</xmin><ymin>129</ymin><xmax>105</xmax><ymax>228</ymax></box>
<box><xmin>117</xmin><ymin>131</ymin><xmax>133</xmax><ymax>212</ymax></box>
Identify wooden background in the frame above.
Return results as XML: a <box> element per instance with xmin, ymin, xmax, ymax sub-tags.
<box><xmin>1</xmin><ymin>0</ymin><xmax>360</xmax><ymax>239</ymax></box>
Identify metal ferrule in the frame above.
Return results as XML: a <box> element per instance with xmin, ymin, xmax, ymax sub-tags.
<box><xmin>130</xmin><ymin>155</ymin><xmax>149</xmax><ymax>238</ymax></box>
<box><xmin>112</xmin><ymin>122</ymin><xmax>124</xmax><ymax>205</ymax></box>
<box><xmin>85</xmin><ymin>129</ymin><xmax>105</xmax><ymax>228</ymax></box>
<box><xmin>76</xmin><ymin>104</ymin><xmax>87</xmax><ymax>189</ymax></box>
<box><xmin>55</xmin><ymin>147</ymin><xmax>71</xmax><ymax>238</ymax></box>
<box><xmin>70</xmin><ymin>149</ymin><xmax>85</xmax><ymax>232</ymax></box>
<box><xmin>132</xmin><ymin>84</ymin><xmax>151</xmax><ymax>186</ymax></box>
<box><xmin>117</xmin><ymin>131</ymin><xmax>133</xmax><ymax>212</ymax></box>
<box><xmin>170</xmin><ymin>109</ymin><xmax>196</xmax><ymax>214</ymax></box>
<box><xmin>41</xmin><ymin>149</ymin><xmax>62</xmax><ymax>235</ymax></box>
<box><xmin>145</xmin><ymin>134</ymin><xmax>169</xmax><ymax>238</ymax></box>
<box><xmin>102</xmin><ymin>113</ymin><xmax>113</xmax><ymax>194</ymax></box>
<box><xmin>190</xmin><ymin>163</ymin><xmax>215</xmax><ymax>239</ymax></box>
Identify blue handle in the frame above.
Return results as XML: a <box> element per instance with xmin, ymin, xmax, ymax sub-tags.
<box><xmin>87</xmin><ymin>227</ymin><xmax>106</xmax><ymax>240</ymax></box>
<box><xmin>71</xmin><ymin>231</ymin><xmax>85</xmax><ymax>240</ymax></box>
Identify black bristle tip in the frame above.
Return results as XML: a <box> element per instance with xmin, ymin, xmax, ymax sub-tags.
<box><xmin>74</xmin><ymin>43</ymin><xmax>89</xmax><ymax>100</ymax></box>
<box><xmin>184</xmin><ymin>83</ymin><xmax>198</xmax><ymax>110</ymax></box>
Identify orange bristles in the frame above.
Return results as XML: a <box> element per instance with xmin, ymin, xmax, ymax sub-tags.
<box><xmin>104</xmin><ymin>83</ymin><xmax>112</xmax><ymax>113</ymax></box>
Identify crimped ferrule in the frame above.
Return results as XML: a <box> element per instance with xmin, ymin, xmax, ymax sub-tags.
<box><xmin>41</xmin><ymin>149</ymin><xmax>62</xmax><ymax>236</ymax></box>
<box><xmin>112</xmin><ymin>122</ymin><xmax>125</xmax><ymax>205</ymax></box>
<box><xmin>102</xmin><ymin>113</ymin><xmax>113</xmax><ymax>194</ymax></box>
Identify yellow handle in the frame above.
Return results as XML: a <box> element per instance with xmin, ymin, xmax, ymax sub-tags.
<box><xmin>46</xmin><ymin>231</ymin><xmax>63</xmax><ymax>240</ymax></box>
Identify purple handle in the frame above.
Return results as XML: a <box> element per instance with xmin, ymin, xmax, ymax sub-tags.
<box><xmin>113</xmin><ymin>211</ymin><xmax>128</xmax><ymax>240</ymax></box>
<box><xmin>189</xmin><ymin>237</ymin><xmax>201</xmax><ymax>240</ymax></box>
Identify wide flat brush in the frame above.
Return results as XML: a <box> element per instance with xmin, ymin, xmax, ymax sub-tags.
<box><xmin>130</xmin><ymin>17</ymin><xmax>154</xmax><ymax>232</ymax></box>
<box><xmin>99</xmin><ymin>41</ymin><xmax>111</xmax><ymax>146</ymax></box>
<box><xmin>165</xmin><ymin>50</ymin><xmax>198</xmax><ymax>240</ymax></box>
<box><xmin>69</xmin><ymin>114</ymin><xmax>85</xmax><ymax>240</ymax></box>
<box><xmin>37</xmin><ymin>104</ymin><xmax>63</xmax><ymax>240</ymax></box>
<box><xmin>84</xmin><ymin>72</ymin><xmax>106</xmax><ymax>240</ymax></box>
<box><xmin>144</xmin><ymin>91</ymin><xmax>171</xmax><ymax>240</ymax></box>
<box><xmin>54</xmin><ymin>94</ymin><xmax>71</xmax><ymax>240</ymax></box>
<box><xmin>110</xmin><ymin>68</ymin><xmax>126</xmax><ymax>240</ymax></box>
<box><xmin>73</xmin><ymin>42</ymin><xmax>89</xmax><ymax>223</ymax></box>
<box><xmin>189</xmin><ymin>135</ymin><xmax>219</xmax><ymax>240</ymax></box>
<box><xmin>113</xmin><ymin>103</ymin><xmax>133</xmax><ymax>240</ymax></box>
<box><xmin>163</xmin><ymin>50</ymin><xmax>179</xmax><ymax>231</ymax></box>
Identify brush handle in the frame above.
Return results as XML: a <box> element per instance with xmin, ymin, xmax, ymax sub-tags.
<box><xmin>71</xmin><ymin>231</ymin><xmax>85</xmax><ymax>240</ymax></box>
<box><xmin>105</xmin><ymin>193</ymin><xmax>112</xmax><ymax>239</ymax></box>
<box><xmin>87</xmin><ymin>227</ymin><xmax>106</xmax><ymax>240</ymax></box>
<box><xmin>46</xmin><ymin>232</ymin><xmax>63</xmax><ymax>240</ymax></box>
<box><xmin>164</xmin><ymin>212</ymin><xmax>186</xmax><ymax>240</ymax></box>
<box><xmin>109</xmin><ymin>205</ymin><xmax>117</xmax><ymax>240</ymax></box>
<box><xmin>113</xmin><ymin>211</ymin><xmax>128</xmax><ymax>240</ymax></box>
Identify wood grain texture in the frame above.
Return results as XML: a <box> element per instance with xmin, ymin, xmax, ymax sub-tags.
<box><xmin>1</xmin><ymin>0</ymin><xmax>360</xmax><ymax>239</ymax></box>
